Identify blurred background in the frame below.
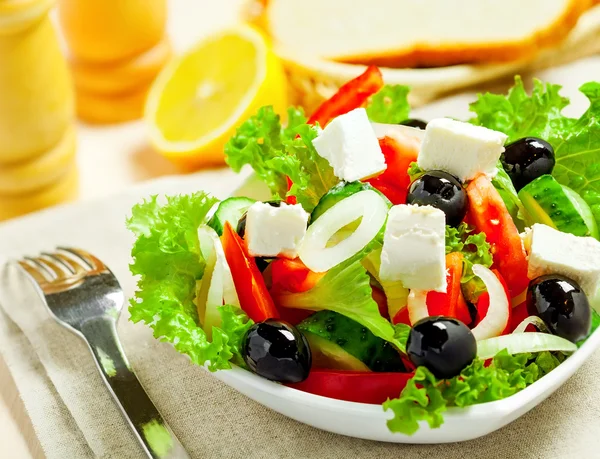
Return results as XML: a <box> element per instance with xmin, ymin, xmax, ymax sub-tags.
<box><xmin>1</xmin><ymin>0</ymin><xmax>599</xmax><ymax>221</ymax></box>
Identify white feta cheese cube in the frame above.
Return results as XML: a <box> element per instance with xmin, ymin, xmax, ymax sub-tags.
<box><xmin>417</xmin><ymin>118</ymin><xmax>508</xmax><ymax>182</ymax></box>
<box><xmin>526</xmin><ymin>223</ymin><xmax>600</xmax><ymax>299</ymax></box>
<box><xmin>245</xmin><ymin>202</ymin><xmax>309</xmax><ymax>258</ymax></box>
<box><xmin>379</xmin><ymin>204</ymin><xmax>446</xmax><ymax>292</ymax></box>
<box><xmin>312</xmin><ymin>108</ymin><xmax>386</xmax><ymax>182</ymax></box>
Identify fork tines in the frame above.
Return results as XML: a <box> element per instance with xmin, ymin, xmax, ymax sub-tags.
<box><xmin>18</xmin><ymin>248</ymin><xmax>106</xmax><ymax>286</ymax></box>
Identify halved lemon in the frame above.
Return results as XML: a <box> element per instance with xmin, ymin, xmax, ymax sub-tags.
<box><xmin>145</xmin><ymin>24</ymin><xmax>288</xmax><ymax>169</ymax></box>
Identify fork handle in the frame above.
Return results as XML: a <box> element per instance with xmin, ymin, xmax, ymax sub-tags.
<box><xmin>79</xmin><ymin>316</ymin><xmax>190</xmax><ymax>459</ymax></box>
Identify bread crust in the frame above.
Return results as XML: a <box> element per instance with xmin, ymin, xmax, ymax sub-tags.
<box><xmin>264</xmin><ymin>0</ymin><xmax>593</xmax><ymax>68</ymax></box>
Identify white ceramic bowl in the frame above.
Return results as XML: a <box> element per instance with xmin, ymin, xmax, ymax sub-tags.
<box><xmin>212</xmin><ymin>327</ymin><xmax>600</xmax><ymax>443</ymax></box>
<box><xmin>217</xmin><ymin>174</ymin><xmax>600</xmax><ymax>443</ymax></box>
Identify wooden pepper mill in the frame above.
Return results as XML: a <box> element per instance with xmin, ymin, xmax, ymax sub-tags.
<box><xmin>0</xmin><ymin>0</ymin><xmax>78</xmax><ymax>221</ymax></box>
<box><xmin>58</xmin><ymin>0</ymin><xmax>171</xmax><ymax>124</ymax></box>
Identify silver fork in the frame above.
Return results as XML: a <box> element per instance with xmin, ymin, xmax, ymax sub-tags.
<box><xmin>18</xmin><ymin>248</ymin><xmax>190</xmax><ymax>459</ymax></box>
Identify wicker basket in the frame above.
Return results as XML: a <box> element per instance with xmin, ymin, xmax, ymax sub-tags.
<box><xmin>247</xmin><ymin>2</ymin><xmax>600</xmax><ymax>113</ymax></box>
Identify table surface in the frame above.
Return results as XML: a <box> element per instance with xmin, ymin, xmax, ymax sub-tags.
<box><xmin>2</xmin><ymin>0</ymin><xmax>599</xmax><ymax>457</ymax></box>
<box><xmin>0</xmin><ymin>1</ymin><xmax>244</xmax><ymax>457</ymax></box>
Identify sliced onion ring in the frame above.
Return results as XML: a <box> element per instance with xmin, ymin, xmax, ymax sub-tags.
<box><xmin>477</xmin><ymin>332</ymin><xmax>577</xmax><ymax>360</ymax></box>
<box><xmin>197</xmin><ymin>226</ymin><xmax>240</xmax><ymax>338</ymax></box>
<box><xmin>407</xmin><ymin>289</ymin><xmax>428</xmax><ymax>325</ymax></box>
<box><xmin>513</xmin><ymin>316</ymin><xmax>551</xmax><ymax>334</ymax></box>
<box><xmin>471</xmin><ymin>264</ymin><xmax>510</xmax><ymax>341</ymax></box>
<box><xmin>299</xmin><ymin>190</ymin><xmax>388</xmax><ymax>272</ymax></box>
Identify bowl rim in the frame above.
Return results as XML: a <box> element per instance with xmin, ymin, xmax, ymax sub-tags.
<box><xmin>215</xmin><ymin>324</ymin><xmax>600</xmax><ymax>420</ymax></box>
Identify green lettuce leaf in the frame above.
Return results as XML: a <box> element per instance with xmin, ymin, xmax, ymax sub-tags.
<box><xmin>469</xmin><ymin>76</ymin><xmax>575</xmax><ymax>143</ymax></box>
<box><xmin>273</xmin><ymin>258</ymin><xmax>401</xmax><ymax>348</ymax></box>
<box><xmin>469</xmin><ymin>77</ymin><xmax>600</xmax><ymax>227</ymax></box>
<box><xmin>393</xmin><ymin>323</ymin><xmax>411</xmax><ymax>354</ymax></box>
<box><xmin>445</xmin><ymin>223</ymin><xmax>493</xmax><ymax>300</ymax></box>
<box><xmin>224</xmin><ymin>106</ymin><xmax>337</xmax><ymax>212</ymax></box>
<box><xmin>366</xmin><ymin>84</ymin><xmax>411</xmax><ymax>124</ymax></box>
<box><xmin>276</xmin><ymin>123</ymin><xmax>338</xmax><ymax>212</ymax></box>
<box><xmin>384</xmin><ymin>349</ymin><xmax>561</xmax><ymax>435</ymax></box>
<box><xmin>127</xmin><ymin>193</ymin><xmax>253</xmax><ymax>371</ymax></box>
<box><xmin>577</xmin><ymin>310</ymin><xmax>600</xmax><ymax>347</ymax></box>
<box><xmin>224</xmin><ymin>106</ymin><xmax>296</xmax><ymax>199</ymax></box>
<box><xmin>407</xmin><ymin>161</ymin><xmax>424</xmax><ymax>182</ymax></box>
<box><xmin>492</xmin><ymin>162</ymin><xmax>529</xmax><ymax>230</ymax></box>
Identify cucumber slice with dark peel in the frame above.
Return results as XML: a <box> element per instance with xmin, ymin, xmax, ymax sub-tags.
<box><xmin>298</xmin><ymin>311</ymin><xmax>406</xmax><ymax>372</ymax></box>
<box><xmin>208</xmin><ymin>197</ymin><xmax>256</xmax><ymax>235</ymax></box>
<box><xmin>518</xmin><ymin>175</ymin><xmax>595</xmax><ymax>238</ymax></box>
<box><xmin>311</xmin><ymin>181</ymin><xmax>390</xmax><ymax>222</ymax></box>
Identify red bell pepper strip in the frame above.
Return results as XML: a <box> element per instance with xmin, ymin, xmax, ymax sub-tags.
<box><xmin>286</xmin><ymin>369</ymin><xmax>414</xmax><ymax>405</ymax></box>
<box><xmin>473</xmin><ymin>269</ymin><xmax>512</xmax><ymax>335</ymax></box>
<box><xmin>221</xmin><ymin>222</ymin><xmax>279</xmax><ymax>322</ymax></box>
<box><xmin>307</xmin><ymin>65</ymin><xmax>384</xmax><ymax>127</ymax></box>
<box><xmin>285</xmin><ymin>177</ymin><xmax>297</xmax><ymax>205</ymax></box>
<box><xmin>367</xmin><ymin>136</ymin><xmax>419</xmax><ymax>205</ymax></box>
<box><xmin>427</xmin><ymin>252</ymin><xmax>472</xmax><ymax>325</ymax></box>
<box><xmin>466</xmin><ymin>174</ymin><xmax>529</xmax><ymax>299</ymax></box>
<box><xmin>392</xmin><ymin>307</ymin><xmax>411</xmax><ymax>326</ymax></box>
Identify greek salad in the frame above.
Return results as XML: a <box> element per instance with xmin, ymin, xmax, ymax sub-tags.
<box><xmin>128</xmin><ymin>66</ymin><xmax>600</xmax><ymax>435</ymax></box>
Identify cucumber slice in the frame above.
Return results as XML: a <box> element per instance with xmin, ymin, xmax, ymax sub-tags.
<box><xmin>311</xmin><ymin>181</ymin><xmax>390</xmax><ymax>222</ymax></box>
<box><xmin>207</xmin><ymin>197</ymin><xmax>256</xmax><ymax>235</ymax></box>
<box><xmin>303</xmin><ymin>333</ymin><xmax>370</xmax><ymax>371</ymax></box>
<box><xmin>518</xmin><ymin>175</ymin><xmax>594</xmax><ymax>238</ymax></box>
<box><xmin>298</xmin><ymin>311</ymin><xmax>405</xmax><ymax>372</ymax></box>
<box><xmin>562</xmin><ymin>185</ymin><xmax>599</xmax><ymax>239</ymax></box>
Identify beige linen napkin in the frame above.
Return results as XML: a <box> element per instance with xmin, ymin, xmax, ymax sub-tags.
<box><xmin>1</xmin><ymin>60</ymin><xmax>600</xmax><ymax>459</ymax></box>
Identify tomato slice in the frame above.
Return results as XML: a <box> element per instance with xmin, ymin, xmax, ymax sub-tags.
<box><xmin>508</xmin><ymin>300</ymin><xmax>534</xmax><ymax>333</ymax></box>
<box><xmin>427</xmin><ymin>252</ymin><xmax>472</xmax><ymax>325</ymax></box>
<box><xmin>371</xmin><ymin>285</ymin><xmax>389</xmax><ymax>319</ymax></box>
<box><xmin>367</xmin><ymin>136</ymin><xmax>419</xmax><ymax>205</ymax></box>
<box><xmin>307</xmin><ymin>65</ymin><xmax>383</xmax><ymax>127</ymax></box>
<box><xmin>286</xmin><ymin>369</ymin><xmax>414</xmax><ymax>404</ymax></box>
<box><xmin>277</xmin><ymin>307</ymin><xmax>314</xmax><ymax>325</ymax></box>
<box><xmin>466</xmin><ymin>175</ymin><xmax>529</xmax><ymax>298</ymax></box>
<box><xmin>221</xmin><ymin>222</ymin><xmax>279</xmax><ymax>322</ymax></box>
<box><xmin>270</xmin><ymin>258</ymin><xmax>325</xmax><ymax>294</ymax></box>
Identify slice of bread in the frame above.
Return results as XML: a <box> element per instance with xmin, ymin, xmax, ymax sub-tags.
<box><xmin>265</xmin><ymin>0</ymin><xmax>592</xmax><ymax>68</ymax></box>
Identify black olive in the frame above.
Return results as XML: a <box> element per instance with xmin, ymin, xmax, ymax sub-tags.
<box><xmin>399</xmin><ymin>118</ymin><xmax>427</xmax><ymax>130</ymax></box>
<box><xmin>501</xmin><ymin>137</ymin><xmax>555</xmax><ymax>191</ymax></box>
<box><xmin>236</xmin><ymin>200</ymin><xmax>281</xmax><ymax>238</ymax></box>
<box><xmin>527</xmin><ymin>275</ymin><xmax>591</xmax><ymax>343</ymax></box>
<box><xmin>407</xmin><ymin>171</ymin><xmax>468</xmax><ymax>227</ymax></box>
<box><xmin>407</xmin><ymin>316</ymin><xmax>476</xmax><ymax>379</ymax></box>
<box><xmin>242</xmin><ymin>319</ymin><xmax>311</xmax><ymax>383</ymax></box>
